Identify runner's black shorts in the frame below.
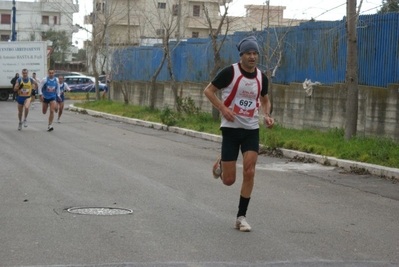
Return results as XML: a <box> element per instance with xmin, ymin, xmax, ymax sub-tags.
<box><xmin>220</xmin><ymin>127</ymin><xmax>259</xmax><ymax>161</ymax></box>
<box><xmin>31</xmin><ymin>90</ymin><xmax>36</xmax><ymax>96</ymax></box>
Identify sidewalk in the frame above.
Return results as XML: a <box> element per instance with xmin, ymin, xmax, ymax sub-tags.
<box><xmin>68</xmin><ymin>105</ymin><xmax>399</xmax><ymax>181</ymax></box>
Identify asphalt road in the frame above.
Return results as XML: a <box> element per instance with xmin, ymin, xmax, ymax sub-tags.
<box><xmin>1</xmin><ymin>100</ymin><xmax>398</xmax><ymax>267</ymax></box>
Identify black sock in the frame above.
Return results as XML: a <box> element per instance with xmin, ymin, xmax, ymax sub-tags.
<box><xmin>237</xmin><ymin>195</ymin><xmax>251</xmax><ymax>218</ymax></box>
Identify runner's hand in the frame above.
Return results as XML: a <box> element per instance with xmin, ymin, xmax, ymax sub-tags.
<box><xmin>221</xmin><ymin>107</ymin><xmax>235</xmax><ymax>122</ymax></box>
<box><xmin>264</xmin><ymin>116</ymin><xmax>274</xmax><ymax>129</ymax></box>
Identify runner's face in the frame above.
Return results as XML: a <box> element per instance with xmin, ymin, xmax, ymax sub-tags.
<box><xmin>240</xmin><ymin>51</ymin><xmax>258</xmax><ymax>71</ymax></box>
<box><xmin>48</xmin><ymin>70</ymin><xmax>55</xmax><ymax>79</ymax></box>
<box><xmin>58</xmin><ymin>76</ymin><xmax>64</xmax><ymax>83</ymax></box>
<box><xmin>22</xmin><ymin>71</ymin><xmax>28</xmax><ymax>78</ymax></box>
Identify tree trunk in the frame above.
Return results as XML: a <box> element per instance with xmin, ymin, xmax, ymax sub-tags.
<box><xmin>210</xmin><ymin>53</ymin><xmax>222</xmax><ymax>121</ymax></box>
<box><xmin>121</xmin><ymin>82</ymin><xmax>129</xmax><ymax>105</ymax></box>
<box><xmin>150</xmin><ymin>50</ymin><xmax>167</xmax><ymax>110</ymax></box>
<box><xmin>345</xmin><ymin>0</ymin><xmax>359</xmax><ymax>140</ymax></box>
<box><xmin>166</xmin><ymin>44</ymin><xmax>178</xmax><ymax>111</ymax></box>
<box><xmin>91</xmin><ymin>50</ymin><xmax>100</xmax><ymax>101</ymax></box>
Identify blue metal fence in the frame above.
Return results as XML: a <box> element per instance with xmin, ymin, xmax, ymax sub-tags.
<box><xmin>112</xmin><ymin>13</ymin><xmax>399</xmax><ymax>87</ymax></box>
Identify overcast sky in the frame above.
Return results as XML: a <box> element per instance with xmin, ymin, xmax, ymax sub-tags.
<box><xmin>229</xmin><ymin>0</ymin><xmax>381</xmax><ymax>19</ymax></box>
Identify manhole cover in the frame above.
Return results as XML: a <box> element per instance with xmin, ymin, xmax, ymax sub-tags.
<box><xmin>66</xmin><ymin>207</ymin><xmax>133</xmax><ymax>216</ymax></box>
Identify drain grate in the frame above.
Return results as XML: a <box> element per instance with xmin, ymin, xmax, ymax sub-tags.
<box><xmin>66</xmin><ymin>207</ymin><xmax>133</xmax><ymax>216</ymax></box>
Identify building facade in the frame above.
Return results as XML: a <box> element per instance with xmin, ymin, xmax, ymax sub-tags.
<box><xmin>86</xmin><ymin>0</ymin><xmax>303</xmax><ymax>47</ymax></box>
<box><xmin>0</xmin><ymin>0</ymin><xmax>79</xmax><ymax>60</ymax></box>
<box><xmin>229</xmin><ymin>5</ymin><xmax>305</xmax><ymax>33</ymax></box>
<box><xmin>86</xmin><ymin>0</ymin><xmax>234</xmax><ymax>46</ymax></box>
<box><xmin>84</xmin><ymin>0</ymin><xmax>304</xmax><ymax>73</ymax></box>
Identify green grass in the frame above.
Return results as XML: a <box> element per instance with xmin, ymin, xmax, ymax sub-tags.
<box><xmin>74</xmin><ymin>100</ymin><xmax>399</xmax><ymax>169</ymax></box>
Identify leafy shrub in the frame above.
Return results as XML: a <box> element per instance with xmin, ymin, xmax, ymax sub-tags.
<box><xmin>177</xmin><ymin>97</ymin><xmax>201</xmax><ymax>115</ymax></box>
<box><xmin>160</xmin><ymin>106</ymin><xmax>178</xmax><ymax>126</ymax></box>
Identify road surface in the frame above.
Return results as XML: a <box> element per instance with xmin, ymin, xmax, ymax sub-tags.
<box><xmin>1</xmin><ymin>100</ymin><xmax>398</xmax><ymax>267</ymax></box>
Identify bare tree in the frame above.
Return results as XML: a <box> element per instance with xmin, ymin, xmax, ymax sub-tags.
<box><xmin>112</xmin><ymin>48</ymin><xmax>134</xmax><ymax>104</ymax></box>
<box><xmin>87</xmin><ymin>0</ymin><xmax>135</xmax><ymax>100</ymax></box>
<box><xmin>202</xmin><ymin>0</ymin><xmax>233</xmax><ymax>120</ymax></box>
<box><xmin>139</xmin><ymin>0</ymin><xmax>181</xmax><ymax>110</ymax></box>
<box><xmin>259</xmin><ymin>1</ymin><xmax>294</xmax><ymax>115</ymax></box>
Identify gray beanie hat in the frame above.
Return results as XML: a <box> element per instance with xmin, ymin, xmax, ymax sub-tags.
<box><xmin>237</xmin><ymin>36</ymin><xmax>259</xmax><ymax>55</ymax></box>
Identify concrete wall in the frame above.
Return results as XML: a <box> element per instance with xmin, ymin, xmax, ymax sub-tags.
<box><xmin>111</xmin><ymin>81</ymin><xmax>399</xmax><ymax>140</ymax></box>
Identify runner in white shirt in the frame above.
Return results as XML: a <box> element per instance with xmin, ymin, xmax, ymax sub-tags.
<box><xmin>204</xmin><ymin>36</ymin><xmax>274</xmax><ymax>232</ymax></box>
<box><xmin>56</xmin><ymin>75</ymin><xmax>71</xmax><ymax>123</ymax></box>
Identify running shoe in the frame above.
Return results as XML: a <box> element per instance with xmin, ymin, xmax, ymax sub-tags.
<box><xmin>18</xmin><ymin>122</ymin><xmax>22</xmax><ymax>130</ymax></box>
<box><xmin>47</xmin><ymin>125</ymin><xmax>54</xmax><ymax>132</ymax></box>
<box><xmin>212</xmin><ymin>156</ymin><xmax>222</xmax><ymax>179</ymax></box>
<box><xmin>235</xmin><ymin>216</ymin><xmax>251</xmax><ymax>232</ymax></box>
<box><xmin>57</xmin><ymin>118</ymin><xmax>60</xmax><ymax>123</ymax></box>
<box><xmin>23</xmin><ymin>119</ymin><xmax>28</xmax><ymax>127</ymax></box>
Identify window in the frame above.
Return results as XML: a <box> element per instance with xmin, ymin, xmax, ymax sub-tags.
<box><xmin>156</xmin><ymin>29</ymin><xmax>165</xmax><ymax>36</ymax></box>
<box><xmin>173</xmin><ymin>4</ymin><xmax>179</xmax><ymax>16</ymax></box>
<box><xmin>192</xmin><ymin>32</ymin><xmax>199</xmax><ymax>38</ymax></box>
<box><xmin>96</xmin><ymin>2</ymin><xmax>105</xmax><ymax>12</ymax></box>
<box><xmin>42</xmin><ymin>16</ymin><xmax>49</xmax><ymax>25</ymax></box>
<box><xmin>1</xmin><ymin>14</ymin><xmax>11</xmax><ymax>24</ymax></box>
<box><xmin>158</xmin><ymin>2</ymin><xmax>166</xmax><ymax>9</ymax></box>
<box><xmin>193</xmin><ymin>5</ymin><xmax>200</xmax><ymax>17</ymax></box>
<box><xmin>54</xmin><ymin>16</ymin><xmax>58</xmax><ymax>25</ymax></box>
<box><xmin>1</xmin><ymin>34</ymin><xmax>10</xmax><ymax>41</ymax></box>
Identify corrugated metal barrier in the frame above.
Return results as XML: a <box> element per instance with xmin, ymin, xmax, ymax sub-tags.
<box><xmin>112</xmin><ymin>13</ymin><xmax>399</xmax><ymax>87</ymax></box>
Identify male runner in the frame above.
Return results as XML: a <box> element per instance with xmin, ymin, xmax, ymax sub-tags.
<box><xmin>203</xmin><ymin>36</ymin><xmax>274</xmax><ymax>232</ymax></box>
<box><xmin>14</xmin><ymin>69</ymin><xmax>38</xmax><ymax>130</ymax></box>
<box><xmin>38</xmin><ymin>69</ymin><xmax>61</xmax><ymax>131</ymax></box>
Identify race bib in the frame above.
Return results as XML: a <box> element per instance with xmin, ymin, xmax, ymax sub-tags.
<box><xmin>233</xmin><ymin>98</ymin><xmax>255</xmax><ymax>117</ymax></box>
<box><xmin>46</xmin><ymin>86</ymin><xmax>55</xmax><ymax>92</ymax></box>
<box><xmin>19</xmin><ymin>89</ymin><xmax>30</xmax><ymax>96</ymax></box>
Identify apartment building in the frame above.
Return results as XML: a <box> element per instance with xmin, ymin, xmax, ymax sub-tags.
<box><xmin>0</xmin><ymin>0</ymin><xmax>79</xmax><ymax>60</ymax></box>
<box><xmin>86</xmin><ymin>0</ymin><xmax>233</xmax><ymax>46</ymax></box>
<box><xmin>86</xmin><ymin>0</ymin><xmax>303</xmax><ymax>47</ymax></box>
<box><xmin>229</xmin><ymin>5</ymin><xmax>305</xmax><ymax>33</ymax></box>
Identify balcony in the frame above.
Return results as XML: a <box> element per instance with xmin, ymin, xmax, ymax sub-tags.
<box><xmin>85</xmin><ymin>12</ymin><xmax>141</xmax><ymax>27</ymax></box>
<box><xmin>40</xmin><ymin>24</ymin><xmax>65</xmax><ymax>32</ymax></box>
<box><xmin>40</xmin><ymin>24</ymin><xmax>50</xmax><ymax>32</ymax></box>
<box><xmin>188</xmin><ymin>0</ymin><xmax>232</xmax><ymax>4</ymax></box>
<box><xmin>0</xmin><ymin>24</ymin><xmax>11</xmax><ymax>31</ymax></box>
<box><xmin>187</xmin><ymin>17</ymin><xmax>220</xmax><ymax>30</ymax></box>
<box><xmin>39</xmin><ymin>1</ymin><xmax>79</xmax><ymax>13</ymax></box>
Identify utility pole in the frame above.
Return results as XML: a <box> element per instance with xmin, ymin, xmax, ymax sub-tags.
<box><xmin>127</xmin><ymin>0</ymin><xmax>131</xmax><ymax>44</ymax></box>
<box><xmin>177</xmin><ymin>0</ymin><xmax>182</xmax><ymax>42</ymax></box>
<box><xmin>105</xmin><ymin>0</ymin><xmax>110</xmax><ymax>99</ymax></box>
<box><xmin>344</xmin><ymin>0</ymin><xmax>359</xmax><ymax>140</ymax></box>
<box><xmin>11</xmin><ymin>0</ymin><xmax>17</xmax><ymax>41</ymax></box>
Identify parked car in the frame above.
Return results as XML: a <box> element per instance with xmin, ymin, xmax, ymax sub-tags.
<box><xmin>54</xmin><ymin>71</ymin><xmax>82</xmax><ymax>78</ymax></box>
<box><xmin>99</xmin><ymin>75</ymin><xmax>106</xmax><ymax>84</ymax></box>
<box><xmin>63</xmin><ymin>75</ymin><xmax>108</xmax><ymax>92</ymax></box>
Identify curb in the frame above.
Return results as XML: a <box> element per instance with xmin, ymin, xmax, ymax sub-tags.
<box><xmin>68</xmin><ymin>105</ymin><xmax>399</xmax><ymax>181</ymax></box>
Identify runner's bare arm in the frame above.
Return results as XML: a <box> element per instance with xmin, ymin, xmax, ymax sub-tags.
<box><xmin>260</xmin><ymin>94</ymin><xmax>274</xmax><ymax>128</ymax></box>
<box><xmin>204</xmin><ymin>83</ymin><xmax>235</xmax><ymax>122</ymax></box>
